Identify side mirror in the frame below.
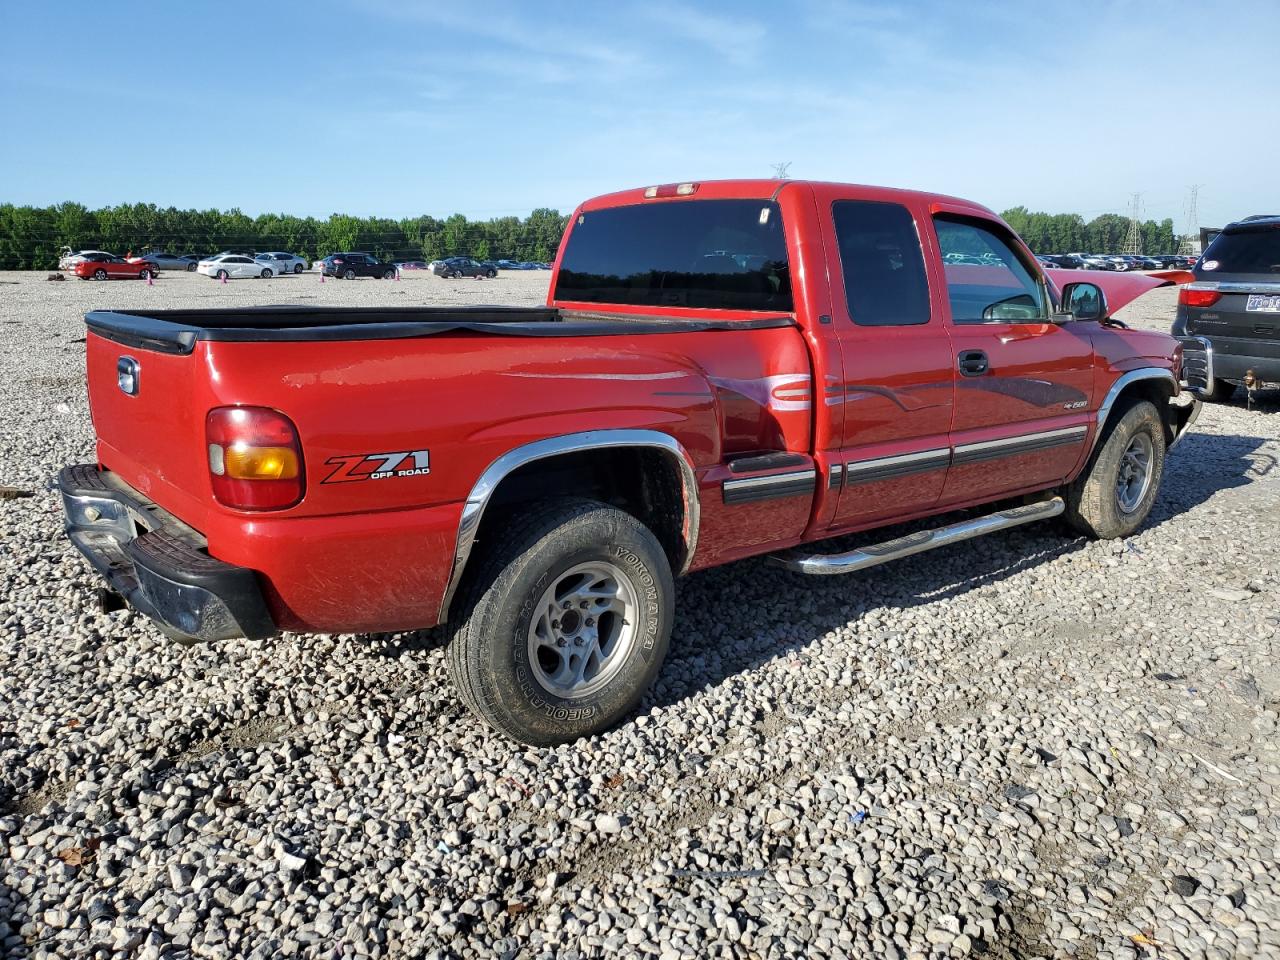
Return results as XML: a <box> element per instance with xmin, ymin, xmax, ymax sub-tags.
<box><xmin>1062</xmin><ymin>281</ymin><xmax>1107</xmax><ymax>322</ymax></box>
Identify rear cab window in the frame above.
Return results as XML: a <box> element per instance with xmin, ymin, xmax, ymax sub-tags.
<box><xmin>833</xmin><ymin>200</ymin><xmax>931</xmax><ymax>326</ymax></box>
<box><xmin>554</xmin><ymin>199</ymin><xmax>792</xmax><ymax>311</ymax></box>
<box><xmin>933</xmin><ymin>217</ymin><xmax>1048</xmax><ymax>323</ymax></box>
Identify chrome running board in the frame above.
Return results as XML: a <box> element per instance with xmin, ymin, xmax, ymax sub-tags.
<box><xmin>771</xmin><ymin>497</ymin><xmax>1065</xmax><ymax>575</ymax></box>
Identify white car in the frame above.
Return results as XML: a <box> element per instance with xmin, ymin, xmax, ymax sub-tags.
<box><xmin>255</xmin><ymin>251</ymin><xmax>308</xmax><ymax>274</ymax></box>
<box><xmin>58</xmin><ymin>250</ymin><xmax>114</xmax><ymax>271</ymax></box>
<box><xmin>198</xmin><ymin>254</ymin><xmax>279</xmax><ymax>280</ymax></box>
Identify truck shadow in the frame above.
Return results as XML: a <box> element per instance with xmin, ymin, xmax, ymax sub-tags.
<box><xmin>649</xmin><ymin>427</ymin><xmax>1273</xmax><ymax>710</ymax></box>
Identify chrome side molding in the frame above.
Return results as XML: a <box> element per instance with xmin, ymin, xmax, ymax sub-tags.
<box><xmin>771</xmin><ymin>497</ymin><xmax>1065</xmax><ymax>575</ymax></box>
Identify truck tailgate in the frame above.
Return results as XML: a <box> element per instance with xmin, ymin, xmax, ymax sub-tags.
<box><xmin>85</xmin><ymin>331</ymin><xmax>211</xmax><ymax>530</ymax></box>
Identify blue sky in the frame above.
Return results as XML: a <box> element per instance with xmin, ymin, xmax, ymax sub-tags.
<box><xmin>1</xmin><ymin>1</ymin><xmax>1275</xmax><ymax>227</ymax></box>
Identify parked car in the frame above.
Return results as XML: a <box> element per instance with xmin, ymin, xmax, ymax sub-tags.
<box><xmin>198</xmin><ymin>254</ymin><xmax>278</xmax><ymax>280</ymax></box>
<box><xmin>1038</xmin><ymin>255</ymin><xmax>1082</xmax><ymax>270</ymax></box>
<box><xmin>255</xmin><ymin>252</ymin><xmax>308</xmax><ymax>274</ymax></box>
<box><xmin>59</xmin><ymin>250</ymin><xmax>115</xmax><ymax>272</ymax></box>
<box><xmin>321</xmin><ymin>253</ymin><xmax>398</xmax><ymax>280</ymax></box>
<box><xmin>432</xmin><ymin>257</ymin><xmax>498</xmax><ymax>279</ymax></box>
<box><xmin>141</xmin><ymin>252</ymin><xmax>200</xmax><ymax>272</ymax></box>
<box><xmin>72</xmin><ymin>253</ymin><xmax>156</xmax><ymax>281</ymax></box>
<box><xmin>1078</xmin><ymin>254</ymin><xmax>1118</xmax><ymax>271</ymax></box>
<box><xmin>1174</xmin><ymin>214</ymin><xmax>1280</xmax><ymax>400</ymax></box>
<box><xmin>60</xmin><ymin>178</ymin><xmax>1198</xmax><ymax>745</ymax></box>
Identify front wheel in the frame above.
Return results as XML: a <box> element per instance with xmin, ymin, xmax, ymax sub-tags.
<box><xmin>382</xmin><ymin>269</ymin><xmax>396</xmax><ymax>280</ymax></box>
<box><xmin>216</xmin><ymin>269</ymin><xmax>228</xmax><ymax>280</ymax></box>
<box><xmin>1064</xmin><ymin>398</ymin><xmax>1166</xmax><ymax>539</ymax></box>
<box><xmin>293</xmin><ymin>263</ymin><xmax>303</xmax><ymax>274</ymax></box>
<box><xmin>260</xmin><ymin>268</ymin><xmax>272</xmax><ymax>278</ymax></box>
<box><xmin>486</xmin><ymin>268</ymin><xmax>497</xmax><ymax>278</ymax></box>
<box><xmin>448</xmin><ymin>498</ymin><xmax>674</xmax><ymax>745</ymax></box>
<box><xmin>138</xmin><ymin>269</ymin><xmax>152</xmax><ymax>280</ymax></box>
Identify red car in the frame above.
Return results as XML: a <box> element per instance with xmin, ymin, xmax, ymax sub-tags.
<box><xmin>73</xmin><ymin>253</ymin><xmax>155</xmax><ymax>281</ymax></box>
<box><xmin>59</xmin><ymin>179</ymin><xmax>1198</xmax><ymax>744</ymax></box>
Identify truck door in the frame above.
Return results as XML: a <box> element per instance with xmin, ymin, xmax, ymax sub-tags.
<box><xmin>823</xmin><ymin>195</ymin><xmax>955</xmax><ymax>529</ymax></box>
<box><xmin>926</xmin><ymin>211</ymin><xmax>1094</xmax><ymax>505</ymax></box>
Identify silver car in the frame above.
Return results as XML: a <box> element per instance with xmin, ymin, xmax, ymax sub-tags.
<box><xmin>255</xmin><ymin>251</ymin><xmax>309</xmax><ymax>274</ymax></box>
<box><xmin>141</xmin><ymin>251</ymin><xmax>200</xmax><ymax>272</ymax></box>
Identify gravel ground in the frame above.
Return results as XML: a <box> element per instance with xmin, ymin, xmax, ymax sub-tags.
<box><xmin>1</xmin><ymin>270</ymin><xmax>1277</xmax><ymax>959</ymax></box>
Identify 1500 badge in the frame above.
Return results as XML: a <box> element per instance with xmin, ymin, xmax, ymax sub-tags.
<box><xmin>322</xmin><ymin>449</ymin><xmax>430</xmax><ymax>483</ymax></box>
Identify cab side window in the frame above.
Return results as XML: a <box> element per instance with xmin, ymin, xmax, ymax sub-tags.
<box><xmin>833</xmin><ymin>200</ymin><xmax>930</xmax><ymax>326</ymax></box>
<box><xmin>934</xmin><ymin>217</ymin><xmax>1047</xmax><ymax>323</ymax></box>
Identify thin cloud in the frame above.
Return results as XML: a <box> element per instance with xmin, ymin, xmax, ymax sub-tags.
<box><xmin>643</xmin><ymin>4</ymin><xmax>767</xmax><ymax>64</ymax></box>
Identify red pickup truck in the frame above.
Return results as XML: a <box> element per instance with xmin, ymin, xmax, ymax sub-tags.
<box><xmin>60</xmin><ymin>180</ymin><xmax>1198</xmax><ymax>744</ymax></box>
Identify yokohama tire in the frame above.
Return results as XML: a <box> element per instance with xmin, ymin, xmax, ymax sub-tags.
<box><xmin>448</xmin><ymin>498</ymin><xmax>674</xmax><ymax>745</ymax></box>
<box><xmin>1064</xmin><ymin>398</ymin><xmax>1166</xmax><ymax>539</ymax></box>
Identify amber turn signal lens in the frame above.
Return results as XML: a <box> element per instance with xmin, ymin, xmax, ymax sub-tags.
<box><xmin>222</xmin><ymin>445</ymin><xmax>299</xmax><ymax>480</ymax></box>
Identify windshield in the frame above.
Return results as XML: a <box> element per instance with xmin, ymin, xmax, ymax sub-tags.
<box><xmin>555</xmin><ymin>199</ymin><xmax>792</xmax><ymax>311</ymax></box>
<box><xmin>1201</xmin><ymin>224</ymin><xmax>1280</xmax><ymax>275</ymax></box>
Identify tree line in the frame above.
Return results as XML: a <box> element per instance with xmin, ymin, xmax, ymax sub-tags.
<box><xmin>0</xmin><ymin>202</ymin><xmax>571</xmax><ymax>270</ymax></box>
<box><xmin>999</xmin><ymin>207</ymin><xmax>1179</xmax><ymax>256</ymax></box>
<box><xmin>0</xmin><ymin>200</ymin><xmax>1181</xmax><ymax>270</ymax></box>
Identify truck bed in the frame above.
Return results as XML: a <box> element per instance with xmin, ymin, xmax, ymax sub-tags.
<box><xmin>86</xmin><ymin>306</ymin><xmax>794</xmax><ymax>354</ymax></box>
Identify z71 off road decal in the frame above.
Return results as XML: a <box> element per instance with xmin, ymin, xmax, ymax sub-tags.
<box><xmin>322</xmin><ymin>449</ymin><xmax>430</xmax><ymax>483</ymax></box>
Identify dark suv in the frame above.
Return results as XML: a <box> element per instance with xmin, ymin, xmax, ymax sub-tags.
<box><xmin>322</xmin><ymin>253</ymin><xmax>397</xmax><ymax>280</ymax></box>
<box><xmin>432</xmin><ymin>257</ymin><xmax>498</xmax><ymax>279</ymax></box>
<box><xmin>1174</xmin><ymin>215</ymin><xmax>1280</xmax><ymax>400</ymax></box>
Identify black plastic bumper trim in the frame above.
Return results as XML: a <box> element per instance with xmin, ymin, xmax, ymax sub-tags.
<box><xmin>58</xmin><ymin>465</ymin><xmax>276</xmax><ymax>642</ymax></box>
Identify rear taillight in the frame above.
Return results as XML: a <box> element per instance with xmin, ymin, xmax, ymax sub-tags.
<box><xmin>206</xmin><ymin>406</ymin><xmax>304</xmax><ymax>510</ymax></box>
<box><xmin>1179</xmin><ymin>286</ymin><xmax>1222</xmax><ymax>308</ymax></box>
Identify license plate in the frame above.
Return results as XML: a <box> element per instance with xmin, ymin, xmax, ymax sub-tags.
<box><xmin>1246</xmin><ymin>293</ymin><xmax>1280</xmax><ymax>312</ymax></box>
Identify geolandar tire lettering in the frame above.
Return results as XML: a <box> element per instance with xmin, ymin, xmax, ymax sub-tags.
<box><xmin>1063</xmin><ymin>398</ymin><xmax>1166</xmax><ymax>540</ymax></box>
<box><xmin>447</xmin><ymin>498</ymin><xmax>674</xmax><ymax>745</ymax></box>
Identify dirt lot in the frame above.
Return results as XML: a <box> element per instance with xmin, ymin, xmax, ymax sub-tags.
<box><xmin>1</xmin><ymin>270</ymin><xmax>1277</xmax><ymax>960</ymax></box>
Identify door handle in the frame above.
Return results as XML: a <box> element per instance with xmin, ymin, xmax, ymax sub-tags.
<box><xmin>958</xmin><ymin>350</ymin><xmax>989</xmax><ymax>377</ymax></box>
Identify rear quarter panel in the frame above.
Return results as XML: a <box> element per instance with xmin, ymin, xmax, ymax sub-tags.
<box><xmin>181</xmin><ymin>325</ymin><xmax>812</xmax><ymax>631</ymax></box>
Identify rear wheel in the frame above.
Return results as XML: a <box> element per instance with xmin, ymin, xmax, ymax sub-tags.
<box><xmin>93</xmin><ymin>268</ymin><xmax>107</xmax><ymax>280</ymax></box>
<box><xmin>449</xmin><ymin>269</ymin><xmax>462</xmax><ymax>279</ymax></box>
<box><xmin>1064</xmin><ymin>398</ymin><xmax>1166</xmax><ymax>539</ymax></box>
<box><xmin>260</xmin><ymin>268</ymin><xmax>272</xmax><ymax>279</ymax></box>
<box><xmin>187</xmin><ymin>262</ymin><xmax>197</xmax><ymax>272</ymax></box>
<box><xmin>343</xmin><ymin>268</ymin><xmax>356</xmax><ymax>280</ymax></box>
<box><xmin>448</xmin><ymin>498</ymin><xmax>673</xmax><ymax>745</ymax></box>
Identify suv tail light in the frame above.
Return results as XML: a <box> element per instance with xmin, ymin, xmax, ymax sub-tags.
<box><xmin>1179</xmin><ymin>286</ymin><xmax>1222</xmax><ymax>308</ymax></box>
<box><xmin>206</xmin><ymin>406</ymin><xmax>304</xmax><ymax>510</ymax></box>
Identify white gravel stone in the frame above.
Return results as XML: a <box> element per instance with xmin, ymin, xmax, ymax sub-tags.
<box><xmin>0</xmin><ymin>275</ymin><xmax>1277</xmax><ymax>959</ymax></box>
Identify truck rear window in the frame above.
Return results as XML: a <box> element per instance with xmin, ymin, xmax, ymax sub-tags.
<box><xmin>555</xmin><ymin>200</ymin><xmax>792</xmax><ymax>311</ymax></box>
<box><xmin>1201</xmin><ymin>223</ymin><xmax>1280</xmax><ymax>274</ymax></box>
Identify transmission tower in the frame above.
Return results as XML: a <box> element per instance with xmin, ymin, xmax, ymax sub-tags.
<box><xmin>770</xmin><ymin>161</ymin><xmax>792</xmax><ymax>180</ymax></box>
<box><xmin>1179</xmin><ymin>184</ymin><xmax>1202</xmax><ymax>255</ymax></box>
<box><xmin>1121</xmin><ymin>193</ymin><xmax>1143</xmax><ymax>255</ymax></box>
